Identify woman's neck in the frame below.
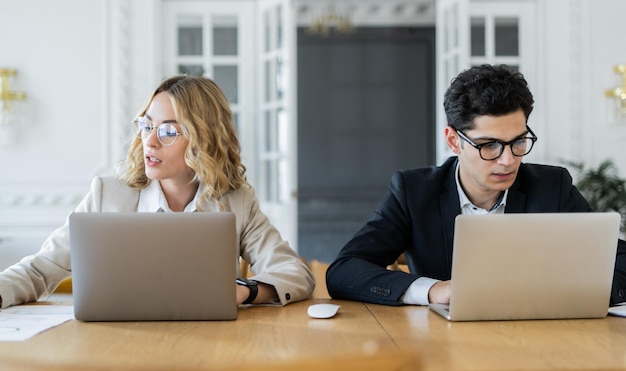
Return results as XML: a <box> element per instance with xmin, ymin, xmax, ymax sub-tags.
<box><xmin>160</xmin><ymin>180</ymin><xmax>199</xmax><ymax>212</ymax></box>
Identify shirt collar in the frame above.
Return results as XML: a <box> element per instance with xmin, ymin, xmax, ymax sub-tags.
<box><xmin>138</xmin><ymin>180</ymin><xmax>199</xmax><ymax>212</ymax></box>
<box><xmin>455</xmin><ymin>162</ymin><xmax>508</xmax><ymax>213</ymax></box>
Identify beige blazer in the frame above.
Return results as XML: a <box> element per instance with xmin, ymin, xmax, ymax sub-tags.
<box><xmin>0</xmin><ymin>176</ymin><xmax>315</xmax><ymax>308</ymax></box>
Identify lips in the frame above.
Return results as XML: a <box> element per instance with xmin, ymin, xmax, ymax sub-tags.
<box><xmin>492</xmin><ymin>171</ymin><xmax>514</xmax><ymax>181</ymax></box>
<box><xmin>145</xmin><ymin>155</ymin><xmax>162</xmax><ymax>166</ymax></box>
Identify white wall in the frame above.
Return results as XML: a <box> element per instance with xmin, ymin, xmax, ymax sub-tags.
<box><xmin>0</xmin><ymin>0</ymin><xmax>162</xmax><ymax>268</ymax></box>
<box><xmin>538</xmin><ymin>0</ymin><xmax>626</xmax><ymax>175</ymax></box>
<box><xmin>0</xmin><ymin>0</ymin><xmax>109</xmax><ymax>265</ymax></box>
<box><xmin>587</xmin><ymin>1</ymin><xmax>626</xmax><ymax>170</ymax></box>
<box><xmin>0</xmin><ymin>0</ymin><xmax>625</xmax><ymax>269</ymax></box>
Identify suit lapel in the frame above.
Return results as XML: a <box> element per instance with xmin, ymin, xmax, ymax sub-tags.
<box><xmin>439</xmin><ymin>160</ymin><xmax>461</xmax><ymax>268</ymax></box>
<box><xmin>504</xmin><ymin>170</ymin><xmax>526</xmax><ymax>213</ymax></box>
<box><xmin>504</xmin><ymin>188</ymin><xmax>525</xmax><ymax>213</ymax></box>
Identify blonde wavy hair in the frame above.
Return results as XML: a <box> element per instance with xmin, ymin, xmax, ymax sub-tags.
<box><xmin>119</xmin><ymin>75</ymin><xmax>247</xmax><ymax>210</ymax></box>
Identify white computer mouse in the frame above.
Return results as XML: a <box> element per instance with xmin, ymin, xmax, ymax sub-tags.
<box><xmin>307</xmin><ymin>303</ymin><xmax>341</xmax><ymax>319</ymax></box>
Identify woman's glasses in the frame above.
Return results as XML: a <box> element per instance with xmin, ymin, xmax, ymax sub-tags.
<box><xmin>133</xmin><ymin>116</ymin><xmax>183</xmax><ymax>146</ymax></box>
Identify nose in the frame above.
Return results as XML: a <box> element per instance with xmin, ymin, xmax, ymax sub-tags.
<box><xmin>144</xmin><ymin>127</ymin><xmax>160</xmax><ymax>147</ymax></box>
<box><xmin>497</xmin><ymin>144</ymin><xmax>516</xmax><ymax>165</ymax></box>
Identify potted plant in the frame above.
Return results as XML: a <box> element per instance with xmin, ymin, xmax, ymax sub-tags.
<box><xmin>563</xmin><ymin>159</ymin><xmax>626</xmax><ymax>233</ymax></box>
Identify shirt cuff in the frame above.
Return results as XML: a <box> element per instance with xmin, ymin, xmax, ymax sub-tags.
<box><xmin>400</xmin><ymin>277</ymin><xmax>440</xmax><ymax>305</ymax></box>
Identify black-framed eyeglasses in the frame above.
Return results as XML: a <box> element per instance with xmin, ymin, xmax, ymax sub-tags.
<box><xmin>132</xmin><ymin>116</ymin><xmax>184</xmax><ymax>147</ymax></box>
<box><xmin>455</xmin><ymin>126</ymin><xmax>538</xmax><ymax>161</ymax></box>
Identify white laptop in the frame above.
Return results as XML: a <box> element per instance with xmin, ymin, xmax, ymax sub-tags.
<box><xmin>69</xmin><ymin>212</ymin><xmax>238</xmax><ymax>321</ymax></box>
<box><xmin>429</xmin><ymin>212</ymin><xmax>621</xmax><ymax>321</ymax></box>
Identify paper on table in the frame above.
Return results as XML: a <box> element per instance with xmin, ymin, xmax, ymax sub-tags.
<box><xmin>608</xmin><ymin>304</ymin><xmax>626</xmax><ymax>318</ymax></box>
<box><xmin>0</xmin><ymin>305</ymin><xmax>74</xmax><ymax>341</ymax></box>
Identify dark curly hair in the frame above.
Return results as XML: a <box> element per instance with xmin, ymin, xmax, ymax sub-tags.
<box><xmin>443</xmin><ymin>64</ymin><xmax>534</xmax><ymax>131</ymax></box>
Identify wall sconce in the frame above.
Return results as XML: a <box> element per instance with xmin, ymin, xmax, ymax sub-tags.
<box><xmin>0</xmin><ymin>68</ymin><xmax>27</xmax><ymax>133</ymax></box>
<box><xmin>605</xmin><ymin>64</ymin><xmax>626</xmax><ymax>120</ymax></box>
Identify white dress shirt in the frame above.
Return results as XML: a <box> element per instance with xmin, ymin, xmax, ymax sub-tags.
<box><xmin>137</xmin><ymin>180</ymin><xmax>199</xmax><ymax>213</ymax></box>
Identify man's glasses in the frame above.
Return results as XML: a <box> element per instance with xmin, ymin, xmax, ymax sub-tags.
<box><xmin>455</xmin><ymin>126</ymin><xmax>538</xmax><ymax>161</ymax></box>
<box><xmin>133</xmin><ymin>117</ymin><xmax>183</xmax><ymax>147</ymax></box>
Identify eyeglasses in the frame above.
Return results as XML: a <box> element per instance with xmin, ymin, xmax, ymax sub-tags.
<box><xmin>455</xmin><ymin>126</ymin><xmax>538</xmax><ymax>161</ymax></box>
<box><xmin>133</xmin><ymin>116</ymin><xmax>183</xmax><ymax>146</ymax></box>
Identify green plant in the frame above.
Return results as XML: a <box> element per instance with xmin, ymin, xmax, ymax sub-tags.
<box><xmin>563</xmin><ymin>159</ymin><xmax>626</xmax><ymax>232</ymax></box>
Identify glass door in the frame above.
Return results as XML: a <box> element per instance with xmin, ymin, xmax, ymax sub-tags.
<box><xmin>469</xmin><ymin>2</ymin><xmax>535</xmax><ymax>73</ymax></box>
<box><xmin>162</xmin><ymin>0</ymin><xmax>298</xmax><ymax>250</ymax></box>
<box><xmin>162</xmin><ymin>1</ymin><xmax>255</xmax><ymax>169</ymax></box>
<box><xmin>436</xmin><ymin>0</ymin><xmax>469</xmax><ymax>162</ymax></box>
<box><xmin>257</xmin><ymin>0</ymin><xmax>298</xmax><ymax>250</ymax></box>
<box><xmin>435</xmin><ymin>0</ymin><xmax>536</xmax><ymax>164</ymax></box>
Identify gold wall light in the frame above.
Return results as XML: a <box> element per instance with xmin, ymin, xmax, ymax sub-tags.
<box><xmin>0</xmin><ymin>68</ymin><xmax>27</xmax><ymax>129</ymax></box>
<box><xmin>605</xmin><ymin>64</ymin><xmax>626</xmax><ymax>119</ymax></box>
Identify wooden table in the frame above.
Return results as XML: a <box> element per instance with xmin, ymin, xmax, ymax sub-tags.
<box><xmin>368</xmin><ymin>303</ymin><xmax>626</xmax><ymax>371</ymax></box>
<box><xmin>0</xmin><ymin>297</ymin><xmax>415</xmax><ymax>371</ymax></box>
<box><xmin>1</xmin><ymin>296</ymin><xmax>625</xmax><ymax>371</ymax></box>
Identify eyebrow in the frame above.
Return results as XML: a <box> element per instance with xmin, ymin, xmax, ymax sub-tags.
<box><xmin>471</xmin><ymin>129</ymin><xmax>529</xmax><ymax>142</ymax></box>
<box><xmin>144</xmin><ymin>114</ymin><xmax>178</xmax><ymax>124</ymax></box>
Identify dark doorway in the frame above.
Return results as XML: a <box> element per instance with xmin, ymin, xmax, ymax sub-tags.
<box><xmin>297</xmin><ymin>27</ymin><xmax>436</xmax><ymax>263</ymax></box>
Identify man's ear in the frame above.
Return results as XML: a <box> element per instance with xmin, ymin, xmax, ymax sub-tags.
<box><xmin>444</xmin><ymin>126</ymin><xmax>461</xmax><ymax>154</ymax></box>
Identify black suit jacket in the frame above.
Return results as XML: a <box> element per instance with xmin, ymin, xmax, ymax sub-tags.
<box><xmin>326</xmin><ymin>157</ymin><xmax>626</xmax><ymax>306</ymax></box>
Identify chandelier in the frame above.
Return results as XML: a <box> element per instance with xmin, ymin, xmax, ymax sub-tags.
<box><xmin>306</xmin><ymin>1</ymin><xmax>353</xmax><ymax>36</ymax></box>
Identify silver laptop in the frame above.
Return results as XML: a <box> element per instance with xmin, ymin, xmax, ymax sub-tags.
<box><xmin>429</xmin><ymin>212</ymin><xmax>621</xmax><ymax>321</ymax></box>
<box><xmin>69</xmin><ymin>212</ymin><xmax>238</xmax><ymax>321</ymax></box>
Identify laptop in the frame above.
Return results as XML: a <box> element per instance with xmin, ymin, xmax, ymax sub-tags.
<box><xmin>69</xmin><ymin>212</ymin><xmax>238</xmax><ymax>321</ymax></box>
<box><xmin>429</xmin><ymin>212</ymin><xmax>621</xmax><ymax>321</ymax></box>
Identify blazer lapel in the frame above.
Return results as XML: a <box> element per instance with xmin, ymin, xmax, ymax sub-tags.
<box><xmin>504</xmin><ymin>189</ymin><xmax>525</xmax><ymax>213</ymax></box>
<box><xmin>504</xmin><ymin>174</ymin><xmax>526</xmax><ymax>213</ymax></box>
<box><xmin>439</xmin><ymin>162</ymin><xmax>461</xmax><ymax>268</ymax></box>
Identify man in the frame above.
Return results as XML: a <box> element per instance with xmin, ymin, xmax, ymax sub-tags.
<box><xmin>326</xmin><ymin>64</ymin><xmax>626</xmax><ymax>306</ymax></box>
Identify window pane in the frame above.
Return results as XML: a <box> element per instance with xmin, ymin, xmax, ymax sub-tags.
<box><xmin>471</xmin><ymin>17</ymin><xmax>485</xmax><ymax>57</ymax></box>
<box><xmin>276</xmin><ymin>5</ymin><xmax>283</xmax><ymax>49</ymax></box>
<box><xmin>444</xmin><ymin>7</ymin><xmax>452</xmax><ymax>52</ymax></box>
<box><xmin>265</xmin><ymin>60</ymin><xmax>272</xmax><ymax>102</ymax></box>
<box><xmin>178</xmin><ymin>65</ymin><xmax>204</xmax><ymax>76</ymax></box>
<box><xmin>232</xmin><ymin>112</ymin><xmax>239</xmax><ymax>139</ymax></box>
<box><xmin>263</xmin><ymin>160</ymin><xmax>275</xmax><ymax>201</ymax></box>
<box><xmin>213</xmin><ymin>65</ymin><xmax>238</xmax><ymax>103</ymax></box>
<box><xmin>213</xmin><ymin>16</ymin><xmax>238</xmax><ymax>56</ymax></box>
<box><xmin>178</xmin><ymin>15</ymin><xmax>203</xmax><ymax>56</ymax></box>
<box><xmin>264</xmin><ymin>111</ymin><xmax>273</xmax><ymax>151</ymax></box>
<box><xmin>262</xmin><ymin>161</ymin><xmax>269</xmax><ymax>200</ymax></box>
<box><xmin>264</xmin><ymin>9</ymin><xmax>271</xmax><ymax>52</ymax></box>
<box><xmin>277</xmin><ymin>108</ymin><xmax>287</xmax><ymax>153</ymax></box>
<box><xmin>495</xmin><ymin>17</ymin><xmax>519</xmax><ymax>56</ymax></box>
<box><xmin>278</xmin><ymin>158</ymin><xmax>288</xmax><ymax>204</ymax></box>
<box><xmin>276</xmin><ymin>56</ymin><xmax>284</xmax><ymax>100</ymax></box>
<box><xmin>451</xmin><ymin>4</ymin><xmax>458</xmax><ymax>49</ymax></box>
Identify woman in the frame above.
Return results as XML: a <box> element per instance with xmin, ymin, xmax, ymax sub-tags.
<box><xmin>0</xmin><ymin>75</ymin><xmax>315</xmax><ymax>308</ymax></box>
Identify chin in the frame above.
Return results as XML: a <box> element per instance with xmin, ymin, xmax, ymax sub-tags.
<box><xmin>495</xmin><ymin>181</ymin><xmax>515</xmax><ymax>191</ymax></box>
<box><xmin>144</xmin><ymin>172</ymin><xmax>163</xmax><ymax>181</ymax></box>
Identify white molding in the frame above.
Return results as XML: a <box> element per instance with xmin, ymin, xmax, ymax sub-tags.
<box><xmin>99</xmin><ymin>0</ymin><xmax>133</xmax><ymax>176</ymax></box>
<box><xmin>0</xmin><ymin>192</ymin><xmax>83</xmax><ymax>209</ymax></box>
<box><xmin>296</xmin><ymin>0</ymin><xmax>436</xmax><ymax>27</ymax></box>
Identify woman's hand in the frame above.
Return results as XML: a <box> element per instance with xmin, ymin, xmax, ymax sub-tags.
<box><xmin>236</xmin><ymin>282</ymin><xmax>279</xmax><ymax>305</ymax></box>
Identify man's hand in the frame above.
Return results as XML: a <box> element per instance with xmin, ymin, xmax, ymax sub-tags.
<box><xmin>428</xmin><ymin>280</ymin><xmax>451</xmax><ymax>304</ymax></box>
